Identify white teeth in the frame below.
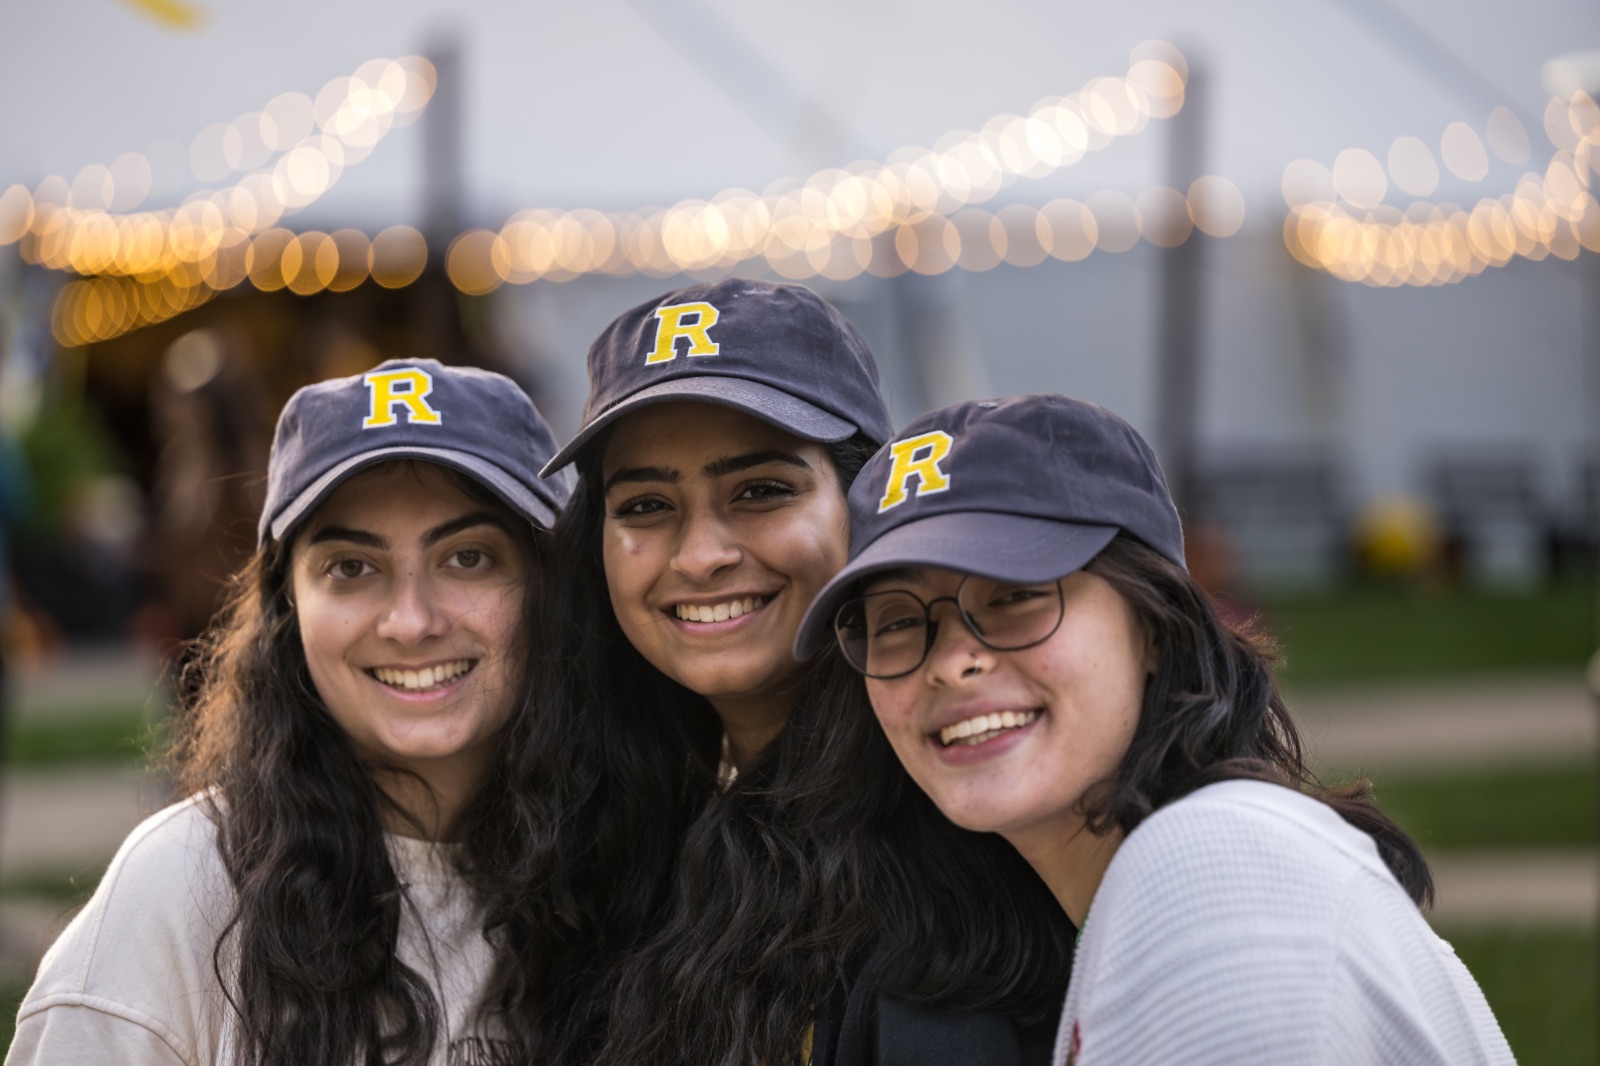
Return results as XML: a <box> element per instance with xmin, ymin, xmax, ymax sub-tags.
<box><xmin>675</xmin><ymin>596</ymin><xmax>765</xmax><ymax>622</ymax></box>
<box><xmin>938</xmin><ymin>709</ymin><xmax>1040</xmax><ymax>747</ymax></box>
<box><xmin>373</xmin><ymin>660</ymin><xmax>473</xmax><ymax>692</ymax></box>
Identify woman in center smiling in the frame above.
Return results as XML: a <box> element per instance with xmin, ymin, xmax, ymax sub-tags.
<box><xmin>519</xmin><ymin>279</ymin><xmax>1074</xmax><ymax>1065</ymax></box>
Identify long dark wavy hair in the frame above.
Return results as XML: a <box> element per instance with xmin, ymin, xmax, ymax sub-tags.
<box><xmin>512</xmin><ymin>432</ymin><xmax>1075</xmax><ymax>1066</ymax></box>
<box><xmin>1079</xmin><ymin>532</ymin><xmax>1433</xmax><ymax>905</ymax></box>
<box><xmin>168</xmin><ymin>466</ymin><xmax>551</xmax><ymax>1066</ymax></box>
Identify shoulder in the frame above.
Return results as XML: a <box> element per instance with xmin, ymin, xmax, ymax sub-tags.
<box><xmin>1056</xmin><ymin>783</ymin><xmax>1516</xmax><ymax>1066</ymax></box>
<box><xmin>71</xmin><ymin>794</ymin><xmax>231</xmax><ymax>941</ymax></box>
<box><xmin>1068</xmin><ymin>782</ymin><xmax>1399</xmax><ymax>1033</ymax></box>
<box><xmin>1099</xmin><ymin>779</ymin><xmax>1392</xmax><ymax>915</ymax></box>
<box><xmin>11</xmin><ymin>795</ymin><xmax>232</xmax><ymax>1065</ymax></box>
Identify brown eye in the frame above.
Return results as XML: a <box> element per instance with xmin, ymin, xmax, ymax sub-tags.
<box><xmin>454</xmin><ymin>549</ymin><xmax>484</xmax><ymax>569</ymax></box>
<box><xmin>611</xmin><ymin>495</ymin><xmax>669</xmax><ymax>518</ymax></box>
<box><xmin>333</xmin><ymin>559</ymin><xmax>372</xmax><ymax>579</ymax></box>
<box><xmin>736</xmin><ymin>480</ymin><xmax>795</xmax><ymax>503</ymax></box>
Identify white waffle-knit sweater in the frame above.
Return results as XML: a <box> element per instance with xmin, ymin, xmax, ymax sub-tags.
<box><xmin>1052</xmin><ymin>779</ymin><xmax>1514</xmax><ymax>1065</ymax></box>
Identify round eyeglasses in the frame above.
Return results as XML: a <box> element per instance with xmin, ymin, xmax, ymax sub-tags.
<box><xmin>832</xmin><ymin>574</ymin><xmax>1066</xmax><ymax>679</ymax></box>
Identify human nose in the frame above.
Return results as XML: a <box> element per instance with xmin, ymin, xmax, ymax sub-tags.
<box><xmin>375</xmin><ymin>566</ymin><xmax>448</xmax><ymax>645</ymax></box>
<box><xmin>921</xmin><ymin>599</ymin><xmax>995</xmax><ymax>687</ymax></box>
<box><xmin>669</xmin><ymin>509</ymin><xmax>742</xmax><ymax>582</ymax></box>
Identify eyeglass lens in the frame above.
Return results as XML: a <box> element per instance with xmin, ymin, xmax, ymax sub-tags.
<box><xmin>834</xmin><ymin>576</ymin><xmax>1064</xmax><ymax>679</ymax></box>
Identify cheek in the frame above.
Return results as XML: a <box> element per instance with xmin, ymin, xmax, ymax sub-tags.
<box><xmin>602</xmin><ymin>530</ymin><xmax>654</xmax><ymax>605</ymax></box>
<box><xmin>484</xmin><ymin>588</ymin><xmax>528</xmax><ymax>653</ymax></box>
<box><xmin>865</xmin><ymin>680</ymin><xmax>917</xmax><ymax>738</ymax></box>
<box><xmin>766</xmin><ymin>509</ymin><xmax>848</xmax><ymax>585</ymax></box>
<box><xmin>294</xmin><ymin>608</ymin><xmax>349</xmax><ymax>714</ymax></box>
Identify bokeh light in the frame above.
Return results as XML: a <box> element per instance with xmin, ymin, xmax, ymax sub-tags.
<box><xmin>462</xmin><ymin>44</ymin><xmax>1190</xmax><ymax>289</ymax></box>
<box><xmin>1286</xmin><ymin>93</ymin><xmax>1600</xmax><ymax>286</ymax></box>
<box><xmin>953</xmin><ymin>209</ymin><xmax>1003</xmax><ymax>272</ymax></box>
<box><xmin>1388</xmin><ymin>136</ymin><xmax>1440</xmax><ymax>198</ymax></box>
<box><xmin>327</xmin><ymin>228</ymin><xmax>372</xmax><ymax>292</ymax></box>
<box><xmin>108</xmin><ymin>152</ymin><xmax>153</xmax><ymax>212</ymax></box>
<box><xmin>10</xmin><ymin>53</ymin><xmax>435</xmax><ymax>334</ymax></box>
<box><xmin>1037</xmin><ymin>198</ymin><xmax>1097</xmax><ymax>261</ymax></box>
<box><xmin>246</xmin><ymin>227</ymin><xmax>293</xmax><ymax>291</ymax></box>
<box><xmin>1333</xmin><ymin>149</ymin><xmax>1387</xmax><ymax>209</ymax></box>
<box><xmin>1137</xmin><ymin>185</ymin><xmax>1192</xmax><ymax>247</ymax></box>
<box><xmin>1281</xmin><ymin>159</ymin><xmax>1337</xmax><ymax>209</ymax></box>
<box><xmin>1486</xmin><ymin>107</ymin><xmax>1531</xmax><ymax>165</ymax></box>
<box><xmin>1188</xmin><ymin>176</ymin><xmax>1245</xmax><ymax>237</ymax></box>
<box><xmin>370</xmin><ymin>225</ymin><xmax>428</xmax><ymax>288</ymax></box>
<box><xmin>996</xmin><ymin>203</ymin><xmax>1047</xmax><ymax>267</ymax></box>
<box><xmin>1441</xmin><ymin>122</ymin><xmax>1489</xmax><ymax>181</ymax></box>
<box><xmin>0</xmin><ymin>186</ymin><xmax>35</xmax><ymax>246</ymax></box>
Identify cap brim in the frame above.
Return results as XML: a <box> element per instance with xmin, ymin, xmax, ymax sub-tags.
<box><xmin>540</xmin><ymin>376</ymin><xmax>856</xmax><ymax>478</ymax></box>
<box><xmin>268</xmin><ymin>445</ymin><xmax>561</xmax><ymax>543</ymax></box>
<box><xmin>794</xmin><ymin>512</ymin><xmax>1118</xmax><ymax>659</ymax></box>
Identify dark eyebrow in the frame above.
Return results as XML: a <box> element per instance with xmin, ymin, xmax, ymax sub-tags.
<box><xmin>603</xmin><ymin>466</ymin><xmax>680</xmax><ymax>494</ymax></box>
<box><xmin>307</xmin><ymin>526</ymin><xmax>385</xmax><ymax>549</ymax></box>
<box><xmin>304</xmin><ymin>512</ymin><xmax>509</xmax><ymax>551</ymax></box>
<box><xmin>423</xmin><ymin>511</ymin><xmax>511</xmax><ymax>547</ymax></box>
<box><xmin>703</xmin><ymin>450</ymin><xmax>811</xmax><ymax>479</ymax></box>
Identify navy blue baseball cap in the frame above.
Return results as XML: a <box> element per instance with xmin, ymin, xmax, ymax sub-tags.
<box><xmin>540</xmin><ymin>278</ymin><xmax>892</xmax><ymax>475</ymax></box>
<box><xmin>795</xmin><ymin>394</ymin><xmax>1186</xmax><ymax>657</ymax></box>
<box><xmin>260</xmin><ymin>357</ymin><xmax>569</xmax><ymax>544</ymax></box>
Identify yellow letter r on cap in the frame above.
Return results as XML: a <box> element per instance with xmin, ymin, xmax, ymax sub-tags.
<box><xmin>646</xmin><ymin>302</ymin><xmax>721</xmax><ymax>364</ymax></box>
<box><xmin>363</xmin><ymin>368</ymin><xmax>442</xmax><ymax>429</ymax></box>
<box><xmin>878</xmin><ymin>431</ymin><xmax>954</xmax><ymax>512</ymax></box>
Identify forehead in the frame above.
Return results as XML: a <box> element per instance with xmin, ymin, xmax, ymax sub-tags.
<box><xmin>299</xmin><ymin>461</ymin><xmax>485</xmax><ymax>533</ymax></box>
<box><xmin>600</xmin><ymin>401</ymin><xmax>820</xmax><ymax>477</ymax></box>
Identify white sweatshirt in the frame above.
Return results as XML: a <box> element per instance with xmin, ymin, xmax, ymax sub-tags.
<box><xmin>7</xmin><ymin>796</ymin><xmax>512</xmax><ymax>1066</ymax></box>
<box><xmin>1054</xmin><ymin>779</ymin><xmax>1515</xmax><ymax>1065</ymax></box>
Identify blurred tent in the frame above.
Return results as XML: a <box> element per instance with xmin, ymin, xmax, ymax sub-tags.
<box><xmin>0</xmin><ymin>0</ymin><xmax>1596</xmax><ymax>623</ymax></box>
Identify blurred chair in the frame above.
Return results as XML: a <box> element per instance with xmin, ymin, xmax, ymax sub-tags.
<box><xmin>1192</xmin><ymin>453</ymin><xmax>1348</xmax><ymax>589</ymax></box>
<box><xmin>1426</xmin><ymin>454</ymin><xmax>1548</xmax><ymax>589</ymax></box>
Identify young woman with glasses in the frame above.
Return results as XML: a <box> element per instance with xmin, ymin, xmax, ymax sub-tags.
<box><xmin>799</xmin><ymin>394</ymin><xmax>1514</xmax><ymax>1066</ymax></box>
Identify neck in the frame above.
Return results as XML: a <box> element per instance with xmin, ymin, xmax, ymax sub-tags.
<box><xmin>370</xmin><ymin>751</ymin><xmax>488</xmax><ymax>842</ymax></box>
<box><xmin>1005</xmin><ymin>814</ymin><xmax>1125</xmax><ymax>928</ymax></box>
<box><xmin>709</xmin><ymin>692</ymin><xmax>792</xmax><ymax>773</ymax></box>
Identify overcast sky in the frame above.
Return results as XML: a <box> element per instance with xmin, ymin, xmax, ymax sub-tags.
<box><xmin>2</xmin><ymin>0</ymin><xmax>1596</xmax><ymax>232</ymax></box>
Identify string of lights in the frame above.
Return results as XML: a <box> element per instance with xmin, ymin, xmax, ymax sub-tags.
<box><xmin>0</xmin><ymin>54</ymin><xmax>435</xmax><ymax>343</ymax></box>
<box><xmin>1282</xmin><ymin>92</ymin><xmax>1600</xmax><ymax>285</ymax></box>
<box><xmin>7</xmin><ymin>42</ymin><xmax>1252</xmax><ymax>347</ymax></box>
<box><xmin>443</xmin><ymin>43</ymin><xmax>1195</xmax><ymax>293</ymax></box>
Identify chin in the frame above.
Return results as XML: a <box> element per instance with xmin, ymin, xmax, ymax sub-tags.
<box><xmin>682</xmin><ymin>662</ymin><xmax>791</xmax><ymax>703</ymax></box>
<box><xmin>923</xmin><ymin>784</ymin><xmax>1024</xmax><ymax>836</ymax></box>
<box><xmin>381</xmin><ymin>730</ymin><xmax>477</xmax><ymax>762</ymax></box>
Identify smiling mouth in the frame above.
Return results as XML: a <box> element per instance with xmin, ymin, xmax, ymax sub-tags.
<box><xmin>937</xmin><ymin>709</ymin><xmax>1041</xmax><ymax>747</ymax></box>
<box><xmin>368</xmin><ymin>659</ymin><xmax>477</xmax><ymax>693</ymax></box>
<box><xmin>672</xmin><ymin>595</ymin><xmax>772</xmax><ymax>623</ymax></box>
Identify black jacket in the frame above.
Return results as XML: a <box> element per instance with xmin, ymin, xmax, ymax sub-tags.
<box><xmin>812</xmin><ymin>969</ymin><xmax>1061</xmax><ymax>1066</ymax></box>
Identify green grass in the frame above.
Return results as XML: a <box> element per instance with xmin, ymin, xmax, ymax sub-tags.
<box><xmin>0</xmin><ymin>864</ymin><xmax>106</xmax><ymax>905</ymax></box>
<box><xmin>2</xmin><ymin>705</ymin><xmax>165</xmax><ymax>767</ymax></box>
<box><xmin>1263</xmin><ymin>578</ymin><xmax>1595</xmax><ymax>685</ymax></box>
<box><xmin>1364</xmin><ymin>761</ymin><xmax>1598</xmax><ymax>852</ymax></box>
<box><xmin>1</xmin><ymin>980</ymin><xmax>25</xmax><ymax>1056</ymax></box>
<box><xmin>0</xmin><ymin>869</ymin><xmax>104</xmax><ymax>1056</ymax></box>
<box><xmin>1441</xmin><ymin>924</ymin><xmax>1597</xmax><ymax>1066</ymax></box>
